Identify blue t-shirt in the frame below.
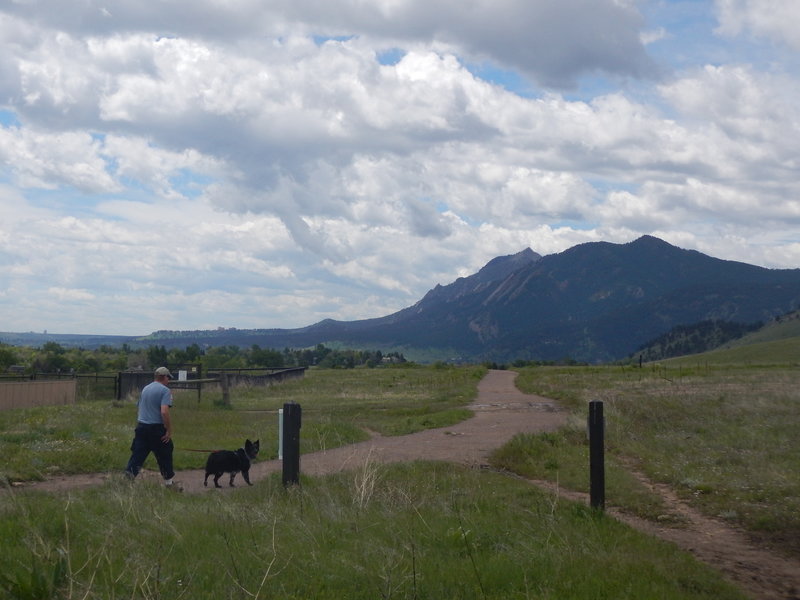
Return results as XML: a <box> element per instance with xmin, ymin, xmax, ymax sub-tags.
<box><xmin>137</xmin><ymin>381</ymin><xmax>173</xmax><ymax>424</ymax></box>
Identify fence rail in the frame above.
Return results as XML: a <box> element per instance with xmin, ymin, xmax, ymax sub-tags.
<box><xmin>117</xmin><ymin>367</ymin><xmax>307</xmax><ymax>400</ymax></box>
<box><xmin>0</xmin><ymin>367</ymin><xmax>306</xmax><ymax>404</ymax></box>
<box><xmin>208</xmin><ymin>367</ymin><xmax>307</xmax><ymax>387</ymax></box>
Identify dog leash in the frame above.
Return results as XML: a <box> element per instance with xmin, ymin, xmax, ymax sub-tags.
<box><xmin>177</xmin><ymin>447</ymin><xmax>223</xmax><ymax>453</ymax></box>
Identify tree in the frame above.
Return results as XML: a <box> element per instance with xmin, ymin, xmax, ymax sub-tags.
<box><xmin>0</xmin><ymin>345</ymin><xmax>18</xmax><ymax>371</ymax></box>
<box><xmin>201</xmin><ymin>346</ymin><xmax>245</xmax><ymax>370</ymax></box>
<box><xmin>29</xmin><ymin>342</ymin><xmax>71</xmax><ymax>372</ymax></box>
<box><xmin>41</xmin><ymin>341</ymin><xmax>66</xmax><ymax>355</ymax></box>
<box><xmin>248</xmin><ymin>345</ymin><xmax>284</xmax><ymax>367</ymax></box>
<box><xmin>147</xmin><ymin>345</ymin><xmax>169</xmax><ymax>368</ymax></box>
<box><xmin>185</xmin><ymin>343</ymin><xmax>203</xmax><ymax>362</ymax></box>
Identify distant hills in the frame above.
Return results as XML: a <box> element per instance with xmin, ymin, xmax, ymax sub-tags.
<box><xmin>4</xmin><ymin>236</ymin><xmax>800</xmax><ymax>363</ymax></box>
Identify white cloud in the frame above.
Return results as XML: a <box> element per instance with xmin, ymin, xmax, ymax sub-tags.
<box><xmin>658</xmin><ymin>65</ymin><xmax>800</xmax><ymax>211</ymax></box>
<box><xmin>641</xmin><ymin>27</ymin><xmax>668</xmax><ymax>46</ymax></box>
<box><xmin>715</xmin><ymin>0</ymin><xmax>800</xmax><ymax>50</ymax></box>
<box><xmin>660</xmin><ymin>65</ymin><xmax>800</xmax><ymax>141</ymax></box>
<box><xmin>0</xmin><ymin>126</ymin><xmax>119</xmax><ymax>192</ymax></box>
<box><xmin>3</xmin><ymin>0</ymin><xmax>658</xmax><ymax>88</ymax></box>
<box><xmin>101</xmin><ymin>135</ymin><xmax>227</xmax><ymax>200</ymax></box>
<box><xmin>47</xmin><ymin>287</ymin><xmax>95</xmax><ymax>301</ymax></box>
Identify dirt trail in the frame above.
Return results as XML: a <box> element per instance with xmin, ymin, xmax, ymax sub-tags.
<box><xmin>15</xmin><ymin>370</ymin><xmax>800</xmax><ymax>599</ymax></box>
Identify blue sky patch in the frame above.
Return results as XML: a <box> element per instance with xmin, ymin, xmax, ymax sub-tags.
<box><xmin>169</xmin><ymin>169</ymin><xmax>215</xmax><ymax>199</ymax></box>
<box><xmin>377</xmin><ymin>48</ymin><xmax>405</xmax><ymax>66</ymax></box>
<box><xmin>0</xmin><ymin>109</ymin><xmax>21</xmax><ymax>127</ymax></box>
<box><xmin>465</xmin><ymin>62</ymin><xmax>539</xmax><ymax>98</ymax></box>
<box><xmin>313</xmin><ymin>35</ymin><xmax>356</xmax><ymax>46</ymax></box>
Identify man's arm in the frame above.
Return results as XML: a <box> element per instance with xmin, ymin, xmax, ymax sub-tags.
<box><xmin>160</xmin><ymin>404</ymin><xmax>172</xmax><ymax>442</ymax></box>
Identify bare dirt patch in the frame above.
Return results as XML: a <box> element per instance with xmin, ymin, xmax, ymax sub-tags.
<box><xmin>16</xmin><ymin>370</ymin><xmax>800</xmax><ymax>599</ymax></box>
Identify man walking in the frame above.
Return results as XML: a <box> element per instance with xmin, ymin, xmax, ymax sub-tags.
<box><xmin>125</xmin><ymin>366</ymin><xmax>180</xmax><ymax>489</ymax></box>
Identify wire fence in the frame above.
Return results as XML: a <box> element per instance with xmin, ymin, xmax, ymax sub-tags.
<box><xmin>0</xmin><ymin>366</ymin><xmax>307</xmax><ymax>406</ymax></box>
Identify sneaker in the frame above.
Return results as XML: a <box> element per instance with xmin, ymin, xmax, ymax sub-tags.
<box><xmin>165</xmin><ymin>480</ymin><xmax>184</xmax><ymax>492</ymax></box>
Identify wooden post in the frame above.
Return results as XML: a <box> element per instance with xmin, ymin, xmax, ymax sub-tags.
<box><xmin>220</xmin><ymin>373</ymin><xmax>230</xmax><ymax>407</ymax></box>
<box><xmin>588</xmin><ymin>400</ymin><xmax>605</xmax><ymax>511</ymax></box>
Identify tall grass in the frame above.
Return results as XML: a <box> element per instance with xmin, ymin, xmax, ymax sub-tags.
<box><xmin>0</xmin><ymin>463</ymin><xmax>745</xmax><ymax>599</ymax></box>
<box><xmin>499</xmin><ymin>364</ymin><xmax>800</xmax><ymax>556</ymax></box>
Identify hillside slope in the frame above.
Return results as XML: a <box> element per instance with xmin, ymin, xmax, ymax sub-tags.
<box><xmin>664</xmin><ymin>335</ymin><xmax>800</xmax><ymax>366</ymax></box>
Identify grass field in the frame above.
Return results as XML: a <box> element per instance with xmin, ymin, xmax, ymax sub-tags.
<box><xmin>1</xmin><ymin>463</ymin><xmax>746</xmax><ymax>599</ymax></box>
<box><xmin>1</xmin><ymin>361</ymin><xmax>789</xmax><ymax>598</ymax></box>
<box><xmin>0</xmin><ymin>366</ymin><xmax>482</xmax><ymax>481</ymax></box>
<box><xmin>498</xmin><ymin>363</ymin><xmax>800</xmax><ymax>557</ymax></box>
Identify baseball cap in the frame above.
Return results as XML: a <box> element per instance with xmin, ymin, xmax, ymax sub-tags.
<box><xmin>154</xmin><ymin>366</ymin><xmax>172</xmax><ymax>378</ymax></box>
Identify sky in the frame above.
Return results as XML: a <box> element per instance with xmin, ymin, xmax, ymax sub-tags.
<box><xmin>1</xmin><ymin>0</ymin><xmax>799</xmax><ymax>336</ymax></box>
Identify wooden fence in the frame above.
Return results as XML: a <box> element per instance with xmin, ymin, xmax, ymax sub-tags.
<box><xmin>0</xmin><ymin>379</ymin><xmax>77</xmax><ymax>411</ymax></box>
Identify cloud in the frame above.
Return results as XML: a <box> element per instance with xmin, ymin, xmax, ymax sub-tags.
<box><xmin>660</xmin><ymin>64</ymin><xmax>800</xmax><ymax>143</ymax></box>
<box><xmin>0</xmin><ymin>126</ymin><xmax>119</xmax><ymax>192</ymax></box>
<box><xmin>3</xmin><ymin>0</ymin><xmax>659</xmax><ymax>89</ymax></box>
<box><xmin>1</xmin><ymin>4</ymin><xmax>659</xmax><ymax>229</ymax></box>
<box><xmin>283</xmin><ymin>0</ymin><xmax>660</xmax><ymax>87</ymax></box>
<box><xmin>47</xmin><ymin>287</ymin><xmax>95</xmax><ymax>302</ymax></box>
<box><xmin>715</xmin><ymin>0</ymin><xmax>800</xmax><ymax>50</ymax></box>
<box><xmin>659</xmin><ymin>65</ymin><xmax>800</xmax><ymax>197</ymax></box>
<box><xmin>101</xmin><ymin>135</ymin><xmax>226</xmax><ymax>200</ymax></box>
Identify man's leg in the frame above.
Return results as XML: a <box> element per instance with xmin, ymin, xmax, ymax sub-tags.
<box><xmin>125</xmin><ymin>426</ymin><xmax>151</xmax><ymax>478</ymax></box>
<box><xmin>152</xmin><ymin>427</ymin><xmax>176</xmax><ymax>482</ymax></box>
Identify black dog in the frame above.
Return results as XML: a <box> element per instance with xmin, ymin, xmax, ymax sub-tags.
<box><xmin>204</xmin><ymin>439</ymin><xmax>260</xmax><ymax>488</ymax></box>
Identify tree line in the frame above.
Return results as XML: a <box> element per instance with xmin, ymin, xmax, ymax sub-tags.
<box><xmin>0</xmin><ymin>341</ymin><xmax>407</xmax><ymax>375</ymax></box>
<box><xmin>631</xmin><ymin>319</ymin><xmax>762</xmax><ymax>363</ymax></box>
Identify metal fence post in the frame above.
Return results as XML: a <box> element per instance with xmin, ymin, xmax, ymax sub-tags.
<box><xmin>282</xmin><ymin>402</ymin><xmax>302</xmax><ymax>486</ymax></box>
<box><xmin>588</xmin><ymin>400</ymin><xmax>605</xmax><ymax>511</ymax></box>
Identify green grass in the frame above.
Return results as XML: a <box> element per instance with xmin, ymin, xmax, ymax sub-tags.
<box><xmin>0</xmin><ymin>463</ymin><xmax>745</xmax><ymax>599</ymax></box>
<box><xmin>500</xmin><ymin>364</ymin><xmax>800</xmax><ymax>556</ymax></box>
<box><xmin>650</xmin><ymin>314</ymin><xmax>800</xmax><ymax>367</ymax></box>
<box><xmin>664</xmin><ymin>337</ymin><xmax>800</xmax><ymax>366</ymax></box>
<box><xmin>725</xmin><ymin>313</ymin><xmax>800</xmax><ymax>347</ymax></box>
<box><xmin>233</xmin><ymin>365</ymin><xmax>482</xmax><ymax>436</ymax></box>
<box><xmin>0</xmin><ymin>363</ymin><xmax>787</xmax><ymax>598</ymax></box>
<box><xmin>0</xmin><ymin>366</ymin><xmax>484</xmax><ymax>482</ymax></box>
<box><xmin>490</xmin><ymin>428</ymin><xmax>673</xmax><ymax>522</ymax></box>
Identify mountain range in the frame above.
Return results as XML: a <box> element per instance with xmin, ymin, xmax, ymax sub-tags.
<box><xmin>5</xmin><ymin>236</ymin><xmax>800</xmax><ymax>363</ymax></box>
